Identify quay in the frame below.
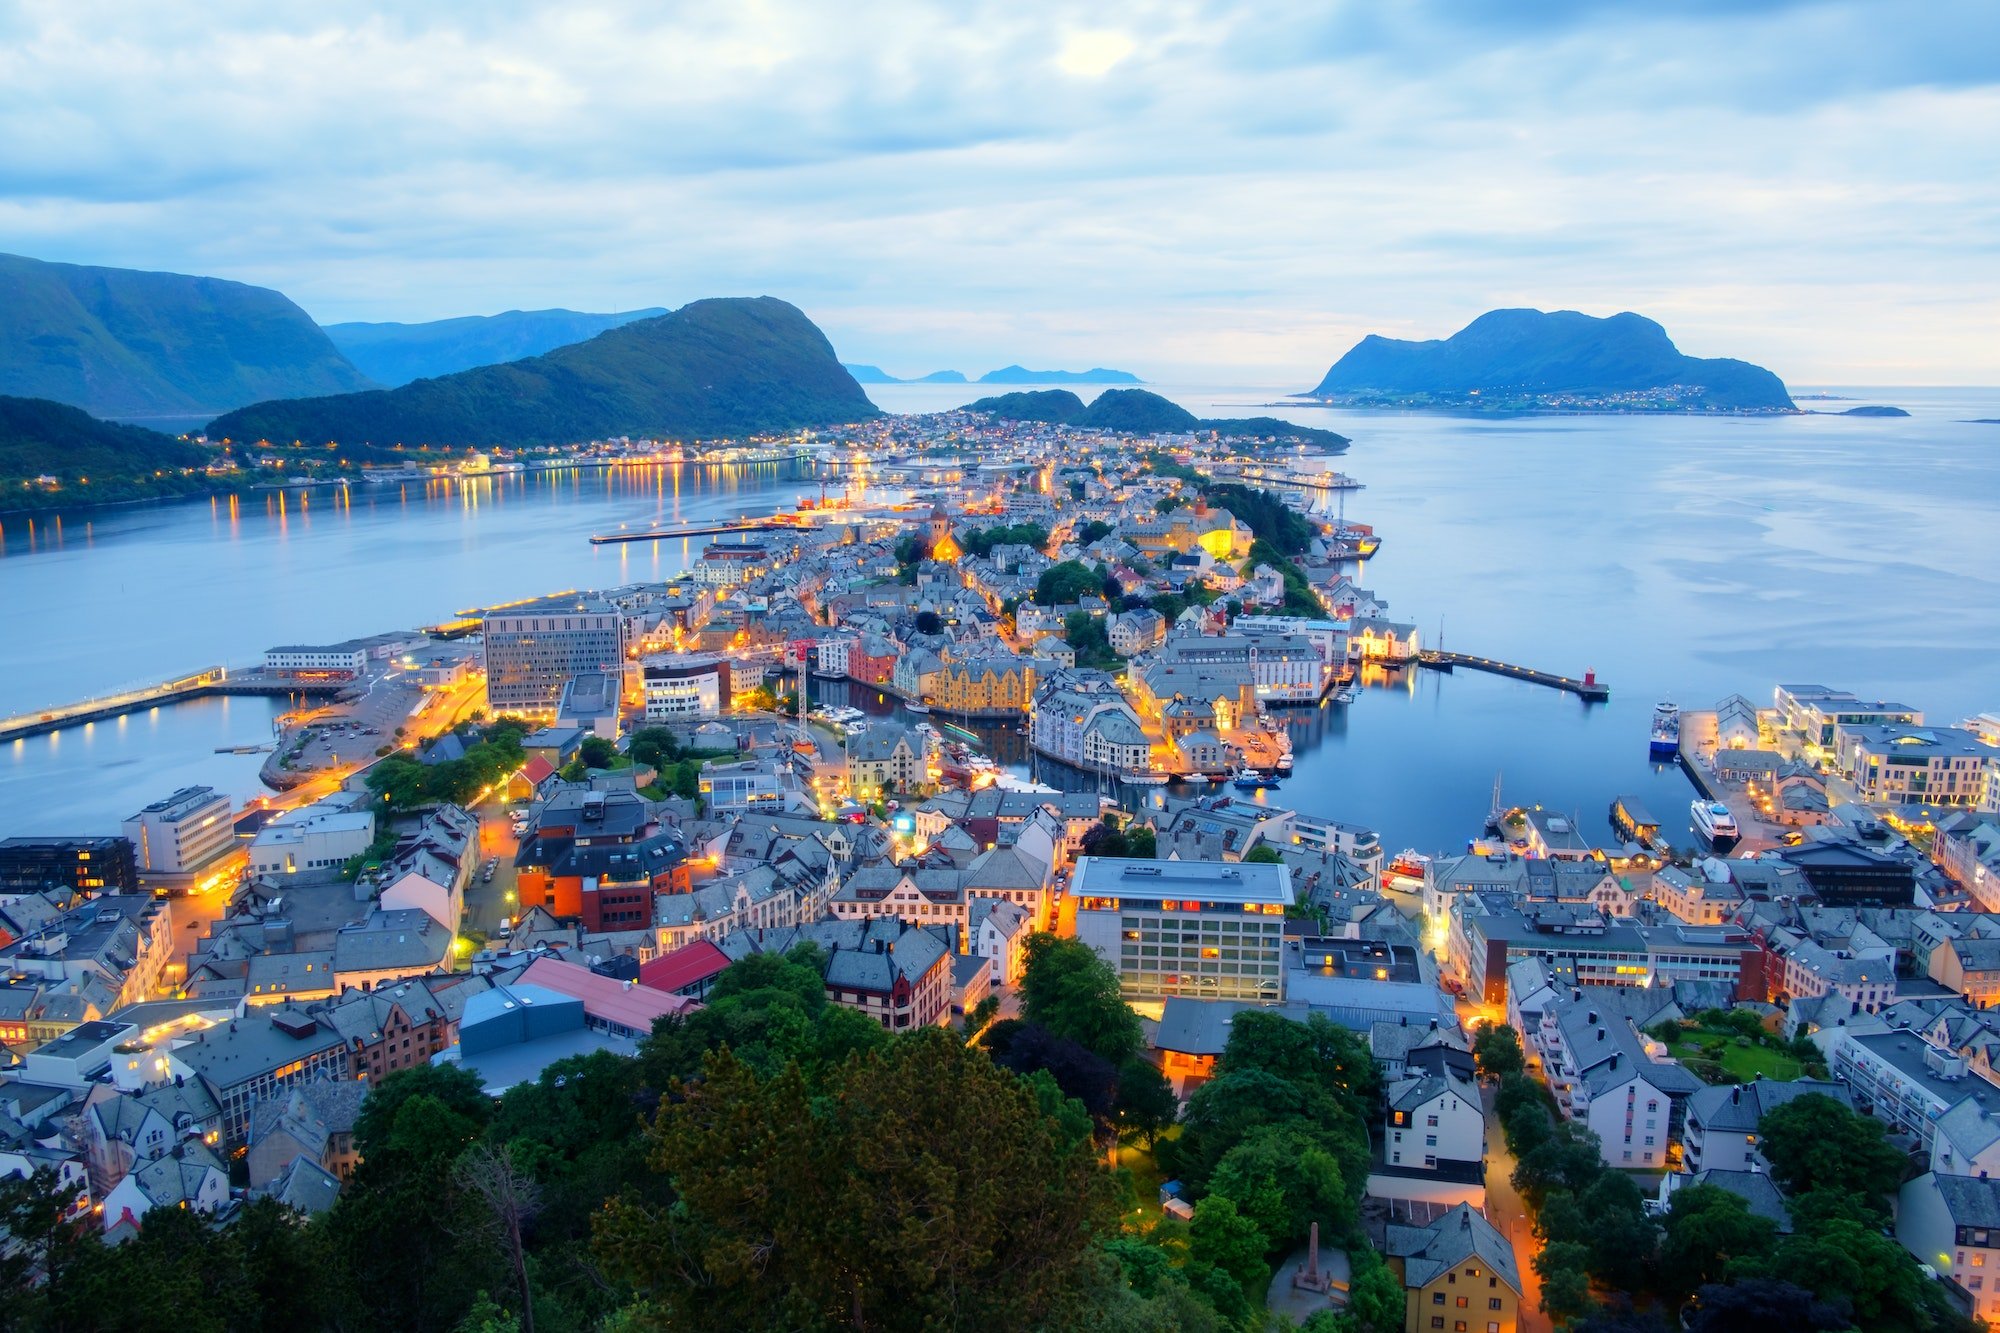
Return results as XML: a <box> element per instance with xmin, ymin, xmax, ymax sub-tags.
<box><xmin>1416</xmin><ymin>650</ymin><xmax>1610</xmax><ymax>701</ymax></box>
<box><xmin>588</xmin><ymin>519</ymin><xmax>787</xmax><ymax>545</ymax></box>
<box><xmin>0</xmin><ymin>668</ymin><xmax>343</xmax><ymax>743</ymax></box>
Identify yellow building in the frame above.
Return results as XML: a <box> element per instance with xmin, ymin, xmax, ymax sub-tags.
<box><xmin>1121</xmin><ymin>499</ymin><xmax>1252</xmax><ymax>560</ymax></box>
<box><xmin>931</xmin><ymin>657</ymin><xmax>1038</xmax><ymax>715</ymax></box>
<box><xmin>1385</xmin><ymin>1203</ymin><xmax>1520</xmax><ymax>1333</ymax></box>
<box><xmin>925</xmin><ymin>506</ymin><xmax>962</xmax><ymax>562</ymax></box>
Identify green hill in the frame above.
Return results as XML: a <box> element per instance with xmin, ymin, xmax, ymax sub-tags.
<box><xmin>964</xmin><ymin>387</ymin><xmax>1347</xmax><ymax>448</ymax></box>
<box><xmin>210</xmin><ymin>297</ymin><xmax>881</xmax><ymax>446</ymax></box>
<box><xmin>324</xmin><ymin>307</ymin><xmax>668</xmax><ymax>386</ymax></box>
<box><xmin>0</xmin><ymin>252</ymin><xmax>374</xmax><ymax>421</ymax></box>
<box><xmin>1</xmin><ymin>394</ymin><xmax>217</xmax><ymax>510</ymax></box>
<box><xmin>1306</xmin><ymin>308</ymin><xmax>1793</xmax><ymax>411</ymax></box>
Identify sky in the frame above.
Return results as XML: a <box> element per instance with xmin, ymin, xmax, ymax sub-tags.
<box><xmin>1</xmin><ymin>0</ymin><xmax>1995</xmax><ymax>385</ymax></box>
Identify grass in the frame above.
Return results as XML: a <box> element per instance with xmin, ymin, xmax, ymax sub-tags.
<box><xmin>1668</xmin><ymin>1032</ymin><xmax>1805</xmax><ymax>1083</ymax></box>
<box><xmin>1114</xmin><ymin>1126</ymin><xmax>1179</xmax><ymax>1231</ymax></box>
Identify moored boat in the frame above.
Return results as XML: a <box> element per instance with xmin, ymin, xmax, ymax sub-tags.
<box><xmin>1650</xmin><ymin>700</ymin><xmax>1681</xmax><ymax>757</ymax></box>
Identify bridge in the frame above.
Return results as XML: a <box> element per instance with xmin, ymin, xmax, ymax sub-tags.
<box><xmin>588</xmin><ymin>519</ymin><xmax>789</xmax><ymax>545</ymax></box>
<box><xmin>1417</xmin><ymin>651</ymin><xmax>1610</xmax><ymax>701</ymax></box>
<box><xmin>0</xmin><ymin>668</ymin><xmax>344</xmax><ymax>743</ymax></box>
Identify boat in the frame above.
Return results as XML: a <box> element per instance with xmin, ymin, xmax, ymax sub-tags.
<box><xmin>1650</xmin><ymin>701</ymin><xmax>1681</xmax><ymax>757</ymax></box>
<box><xmin>1332</xmin><ymin>686</ymin><xmax>1357</xmax><ymax>705</ymax></box>
<box><xmin>1233</xmin><ymin>771</ymin><xmax>1282</xmax><ymax>790</ymax></box>
<box><xmin>845</xmin><ymin>719</ymin><xmax>869</xmax><ymax>735</ymax></box>
<box><xmin>1691</xmin><ymin>799</ymin><xmax>1740</xmax><ymax>849</ymax></box>
<box><xmin>1383</xmin><ymin>849</ymin><xmax>1431</xmax><ymax>889</ymax></box>
<box><xmin>905</xmin><ymin>702</ymin><xmax>931</xmax><ymax>714</ymax></box>
<box><xmin>1122</xmin><ymin>771</ymin><xmax>1168</xmax><ymax>786</ymax></box>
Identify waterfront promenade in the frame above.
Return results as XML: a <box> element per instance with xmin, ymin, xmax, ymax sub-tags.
<box><xmin>0</xmin><ymin>667</ymin><xmax>343</xmax><ymax>744</ymax></box>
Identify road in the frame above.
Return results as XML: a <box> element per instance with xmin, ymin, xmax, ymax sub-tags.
<box><xmin>1481</xmin><ymin>1082</ymin><xmax>1550</xmax><ymax>1333</ymax></box>
<box><xmin>461</xmin><ymin>801</ymin><xmax>522</xmax><ymax>939</ymax></box>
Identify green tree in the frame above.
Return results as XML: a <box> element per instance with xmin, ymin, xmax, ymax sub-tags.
<box><xmin>1513</xmin><ymin>1119</ymin><xmax>1606</xmax><ymax>1210</ymax></box>
<box><xmin>1187</xmin><ymin>1195</ymin><xmax>1269</xmax><ymax>1297</ymax></box>
<box><xmin>1116</xmin><ymin>1056</ymin><xmax>1178</xmax><ymax>1145</ymax></box>
<box><xmin>1774</xmin><ymin>1219</ymin><xmax>1935</xmax><ymax>1331</ymax></box>
<box><xmin>1241</xmin><ymin>845</ymin><xmax>1284</xmax><ymax>865</ymax></box>
<box><xmin>578</xmin><ymin>735</ymin><xmax>617</xmax><ymax>769</ymax></box>
<box><xmin>1021</xmin><ymin>933</ymin><xmax>1144</xmax><ymax>1065</ymax></box>
<box><xmin>1580</xmin><ymin>1171</ymin><xmax>1659</xmax><ymax>1294</ymax></box>
<box><xmin>1079</xmin><ymin>519</ymin><xmax>1114</xmax><ymax>544</ymax></box>
<box><xmin>1536</xmin><ymin>1240</ymin><xmax>1594</xmax><ymax>1323</ymax></box>
<box><xmin>597</xmin><ymin>1030</ymin><xmax>1117</xmax><ymax>1330</ymax></box>
<box><xmin>1472</xmin><ymin>1021</ymin><xmax>1526</xmax><ymax>1078</ymax></box>
<box><xmin>1757</xmin><ymin>1093</ymin><xmax>1909</xmax><ymax>1204</ymax></box>
<box><xmin>1659</xmin><ymin>1184</ymin><xmax>1778</xmax><ymax>1301</ymax></box>
<box><xmin>1208</xmin><ymin>1124</ymin><xmax>1354</xmax><ymax>1253</ymax></box>
<box><xmin>1037</xmin><ymin>559</ymin><xmax>1107</xmax><ymax>606</ymax></box>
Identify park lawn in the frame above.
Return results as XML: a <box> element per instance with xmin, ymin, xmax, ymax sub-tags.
<box><xmin>1669</xmin><ymin>1034</ymin><xmax>1803</xmax><ymax>1082</ymax></box>
<box><xmin>1115</xmin><ymin>1126</ymin><xmax>1180</xmax><ymax>1230</ymax></box>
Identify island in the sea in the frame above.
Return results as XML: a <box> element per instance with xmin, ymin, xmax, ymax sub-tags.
<box><xmin>964</xmin><ymin>386</ymin><xmax>1347</xmax><ymax>449</ymax></box>
<box><xmin>842</xmin><ymin>365</ymin><xmax>969</xmax><ymax>384</ymax></box>
<box><xmin>847</xmin><ymin>364</ymin><xmax>1141</xmax><ymax>385</ymax></box>
<box><xmin>1297</xmin><ymin>308</ymin><xmax>1795</xmax><ymax>413</ymax></box>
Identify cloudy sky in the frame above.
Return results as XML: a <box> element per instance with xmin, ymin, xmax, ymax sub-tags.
<box><xmin>2</xmin><ymin>0</ymin><xmax>1994</xmax><ymax>384</ymax></box>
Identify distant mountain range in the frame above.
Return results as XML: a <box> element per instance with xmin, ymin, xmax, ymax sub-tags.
<box><xmin>1304</xmin><ymin>309</ymin><xmax>1794</xmax><ymax>412</ymax></box>
<box><xmin>324</xmin><ymin>307</ymin><xmax>668</xmax><ymax>386</ymax></box>
<box><xmin>0</xmin><ymin>252</ymin><xmax>375</xmax><ymax>421</ymax></box>
<box><xmin>964</xmin><ymin>388</ymin><xmax>1347</xmax><ymax>448</ymax></box>
<box><xmin>844</xmin><ymin>364</ymin><xmax>1140</xmax><ymax>385</ymax></box>
<box><xmin>210</xmin><ymin>297</ymin><xmax>880</xmax><ymax>446</ymax></box>
<box><xmin>843</xmin><ymin>365</ymin><xmax>968</xmax><ymax>384</ymax></box>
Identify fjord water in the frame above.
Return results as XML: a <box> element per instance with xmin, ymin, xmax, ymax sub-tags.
<box><xmin>4</xmin><ymin>386</ymin><xmax>1997</xmax><ymax>847</ymax></box>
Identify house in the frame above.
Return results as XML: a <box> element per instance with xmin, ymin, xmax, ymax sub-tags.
<box><xmin>970</xmin><ymin>898</ymin><xmax>1032</xmax><ymax>986</ymax></box>
<box><xmin>638</xmin><ymin>938</ymin><xmax>733</xmax><ymax>1000</ymax></box>
<box><xmin>718</xmin><ymin>918</ymin><xmax>955</xmax><ymax>1031</ymax></box>
<box><xmin>1384</xmin><ymin>1202</ymin><xmax>1521</xmax><ymax>1333</ymax></box>
<box><xmin>165</xmin><ymin>1008</ymin><xmax>351</xmax><ymax>1143</ymax></box>
<box><xmin>98</xmin><ymin>1140</ymin><xmax>229</xmax><ymax>1231</ymax></box>
<box><xmin>435</xmin><ymin>982</ymin><xmax>642</xmax><ymax>1095</ymax></box>
<box><xmin>1681</xmin><ymin>1078</ymin><xmax>1851</xmax><ymax>1175</ymax></box>
<box><xmin>1385</xmin><ymin>1064</ymin><xmax>1484</xmax><ymax>1176</ymax></box>
<box><xmin>1108</xmin><ymin>609</ymin><xmax>1166</xmax><ymax>657</ymax></box>
<box><xmin>847</xmin><ymin>726</ymin><xmax>925</xmax><ymax>797</ymax></box>
<box><xmin>1898</xmin><ymin>1172</ymin><xmax>2000</xmax><ymax>1325</ymax></box>
<box><xmin>81</xmin><ymin>1078</ymin><xmax>224</xmax><ymax>1199</ymax></box>
<box><xmin>1534</xmin><ymin>988</ymin><xmax>1704</xmax><ymax>1169</ymax></box>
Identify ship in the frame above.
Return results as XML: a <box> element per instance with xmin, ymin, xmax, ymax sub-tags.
<box><xmin>1232</xmin><ymin>770</ymin><xmax>1282</xmax><ymax>790</ymax></box>
<box><xmin>1121</xmin><ymin>771</ymin><xmax>1168</xmax><ymax>786</ymax></box>
<box><xmin>1691</xmin><ymin>799</ymin><xmax>1740</xmax><ymax>849</ymax></box>
<box><xmin>1650</xmin><ymin>701</ymin><xmax>1681</xmax><ymax>757</ymax></box>
<box><xmin>1383</xmin><ymin>849</ymin><xmax>1431</xmax><ymax>889</ymax></box>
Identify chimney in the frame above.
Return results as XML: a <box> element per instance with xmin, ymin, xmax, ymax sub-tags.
<box><xmin>1730</xmin><ymin>1086</ymin><xmax>1741</xmax><ymax>1105</ymax></box>
<box><xmin>1609</xmin><ymin>1054</ymin><xmax>1619</xmax><ymax>1070</ymax></box>
<box><xmin>1587</xmin><ymin>1010</ymin><xmax>1598</xmax><ymax>1025</ymax></box>
<box><xmin>1597</xmin><ymin>1028</ymin><xmax>1606</xmax><ymax>1042</ymax></box>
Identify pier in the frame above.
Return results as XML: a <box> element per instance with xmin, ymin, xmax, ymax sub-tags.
<box><xmin>1416</xmin><ymin>651</ymin><xmax>1610</xmax><ymax>701</ymax></box>
<box><xmin>0</xmin><ymin>669</ymin><xmax>343</xmax><ymax>743</ymax></box>
<box><xmin>588</xmin><ymin>519</ymin><xmax>787</xmax><ymax>545</ymax></box>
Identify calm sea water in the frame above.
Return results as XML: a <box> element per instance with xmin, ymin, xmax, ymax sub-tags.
<box><xmin>5</xmin><ymin>384</ymin><xmax>1997</xmax><ymax>847</ymax></box>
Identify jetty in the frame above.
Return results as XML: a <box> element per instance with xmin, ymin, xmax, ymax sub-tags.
<box><xmin>589</xmin><ymin>519</ymin><xmax>787</xmax><ymax>545</ymax></box>
<box><xmin>1417</xmin><ymin>651</ymin><xmax>1610</xmax><ymax>701</ymax></box>
<box><xmin>0</xmin><ymin>668</ymin><xmax>343</xmax><ymax>744</ymax></box>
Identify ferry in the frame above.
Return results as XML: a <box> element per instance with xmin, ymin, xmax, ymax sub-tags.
<box><xmin>1650</xmin><ymin>701</ymin><xmax>1681</xmax><ymax>758</ymax></box>
<box><xmin>1691</xmin><ymin>799</ymin><xmax>1740</xmax><ymax>849</ymax></box>
<box><xmin>1232</xmin><ymin>770</ymin><xmax>1282</xmax><ymax>790</ymax></box>
<box><xmin>1383</xmin><ymin>849</ymin><xmax>1432</xmax><ymax>889</ymax></box>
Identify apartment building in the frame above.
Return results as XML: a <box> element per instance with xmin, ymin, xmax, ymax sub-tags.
<box><xmin>483</xmin><ymin>606</ymin><xmax>628</xmax><ymax>714</ymax></box>
<box><xmin>123</xmin><ymin>786</ymin><xmax>234</xmax><ymax>875</ymax></box>
<box><xmin>1072</xmin><ymin>856</ymin><xmax>1292</xmax><ymax>1002</ymax></box>
<box><xmin>642</xmin><ymin>653</ymin><xmax>732</xmax><ymax>720</ymax></box>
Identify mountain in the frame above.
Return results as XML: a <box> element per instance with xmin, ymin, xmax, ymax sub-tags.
<box><xmin>0</xmin><ymin>394</ymin><xmax>219</xmax><ymax>510</ymax></box>
<box><xmin>964</xmin><ymin>387</ymin><xmax>1347</xmax><ymax>448</ymax></box>
<box><xmin>977</xmin><ymin>365</ymin><xmax>1142</xmax><ymax>385</ymax></box>
<box><xmin>0</xmin><ymin>253</ymin><xmax>375</xmax><ymax>421</ymax></box>
<box><xmin>324</xmin><ymin>307</ymin><xmax>668</xmax><ymax>386</ymax></box>
<box><xmin>209</xmin><ymin>297</ymin><xmax>880</xmax><ymax>446</ymax></box>
<box><xmin>1305</xmin><ymin>309</ymin><xmax>1793</xmax><ymax>411</ymax></box>
<box><xmin>843</xmin><ymin>366</ymin><xmax>969</xmax><ymax>384</ymax></box>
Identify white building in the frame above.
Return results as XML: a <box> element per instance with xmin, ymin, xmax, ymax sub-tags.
<box><xmin>1837</xmin><ymin>725</ymin><xmax>1996</xmax><ymax>811</ymax></box>
<box><xmin>1385</xmin><ymin>1065</ymin><xmax>1484</xmax><ymax>1172</ymax></box>
<box><xmin>247</xmin><ymin>807</ymin><xmax>376</xmax><ymax>879</ymax></box>
<box><xmin>98</xmin><ymin>1140</ymin><xmax>230</xmax><ymax>1231</ymax></box>
<box><xmin>123</xmin><ymin>786</ymin><xmax>234</xmax><ymax>875</ymax></box>
<box><xmin>1072</xmin><ymin>856</ymin><xmax>1292</xmax><ymax>1002</ymax></box>
<box><xmin>1535</xmin><ymin>990</ymin><xmax>1703</xmax><ymax>1169</ymax></box>
<box><xmin>1898</xmin><ymin>1173</ymin><xmax>2000</xmax><ymax>1324</ymax></box>
<box><xmin>262</xmin><ymin>644</ymin><xmax>369</xmax><ymax>677</ymax></box>
<box><xmin>643</xmin><ymin>654</ymin><xmax>731</xmax><ymax>721</ymax></box>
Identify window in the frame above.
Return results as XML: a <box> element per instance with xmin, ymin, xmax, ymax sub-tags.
<box><xmin>1428</xmin><ymin>1114</ymin><xmax>1440</xmax><ymax>1127</ymax></box>
<box><xmin>1456</xmin><ymin>1296</ymin><xmax>1469</xmax><ymax>1308</ymax></box>
<box><xmin>1490</xmin><ymin>1298</ymin><xmax>1503</xmax><ymax>1310</ymax></box>
<box><xmin>1434</xmin><ymin>1293</ymin><xmax>1446</xmax><ymax>1305</ymax></box>
<box><xmin>1426</xmin><ymin>1135</ymin><xmax>1438</xmax><ymax>1147</ymax></box>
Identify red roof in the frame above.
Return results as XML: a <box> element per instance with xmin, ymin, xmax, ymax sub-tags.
<box><xmin>638</xmin><ymin>939</ymin><xmax>733</xmax><ymax>995</ymax></box>
<box><xmin>517</xmin><ymin>955</ymin><xmax>695</xmax><ymax>1028</ymax></box>
<box><xmin>520</xmin><ymin>756</ymin><xmax>556</xmax><ymax>786</ymax></box>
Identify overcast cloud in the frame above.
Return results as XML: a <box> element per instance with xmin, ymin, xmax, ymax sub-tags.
<box><xmin>1</xmin><ymin>0</ymin><xmax>1993</xmax><ymax>383</ymax></box>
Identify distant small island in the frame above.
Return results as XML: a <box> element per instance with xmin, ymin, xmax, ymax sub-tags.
<box><xmin>1833</xmin><ymin>405</ymin><xmax>1910</xmax><ymax>417</ymax></box>
<box><xmin>976</xmin><ymin>365</ymin><xmax>1141</xmax><ymax>385</ymax></box>
<box><xmin>1297</xmin><ymin>308</ymin><xmax>1795</xmax><ymax>413</ymax></box>
<box><xmin>963</xmin><ymin>387</ymin><xmax>1346</xmax><ymax>449</ymax></box>
<box><xmin>842</xmin><ymin>365</ymin><xmax>968</xmax><ymax>384</ymax></box>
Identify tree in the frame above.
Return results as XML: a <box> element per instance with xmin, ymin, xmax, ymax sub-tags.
<box><xmin>1021</xmin><ymin>933</ymin><xmax>1144</xmax><ymax>1065</ymax></box>
<box><xmin>1037</xmin><ymin>559</ymin><xmax>1106</xmax><ymax>606</ymax></box>
<box><xmin>1079</xmin><ymin>519</ymin><xmax>1114</xmax><ymax>544</ymax></box>
<box><xmin>1684</xmin><ymin>1278</ymin><xmax>1851</xmax><ymax>1332</ymax></box>
<box><xmin>1580</xmin><ymin>1171</ymin><xmax>1658</xmax><ymax>1294</ymax></box>
<box><xmin>1124</xmin><ymin>825</ymin><xmax>1157</xmax><ymax>859</ymax></box>
<box><xmin>913</xmin><ymin>609</ymin><xmax>942</xmax><ymax>634</ymax></box>
<box><xmin>1220</xmin><ymin>1010</ymin><xmax>1382</xmax><ymax>1115</ymax></box>
<box><xmin>1757</xmin><ymin>1093</ymin><xmax>1909</xmax><ymax>1204</ymax></box>
<box><xmin>0</xmin><ymin>1165</ymin><xmax>89</xmax><ymax>1324</ymax></box>
<box><xmin>354</xmin><ymin>1062</ymin><xmax>494</xmax><ymax>1159</ymax></box>
<box><xmin>1512</xmin><ymin>1119</ymin><xmax>1606</xmax><ymax>1210</ymax></box>
<box><xmin>1472</xmin><ymin>1021</ymin><xmax>1526</xmax><ymax>1078</ymax></box>
<box><xmin>1329</xmin><ymin>1246</ymin><xmax>1406</xmax><ymax>1333</ymax></box>
<box><xmin>986</xmin><ymin>1020</ymin><xmax>1121</xmax><ymax>1126</ymax></box>
<box><xmin>1187</xmin><ymin>1195</ymin><xmax>1269</xmax><ymax>1296</ymax></box>
<box><xmin>1537</xmin><ymin>1240</ymin><xmax>1594</xmax><ymax>1322</ymax></box>
<box><xmin>1208</xmin><ymin>1124</ymin><xmax>1354</xmax><ymax>1253</ymax></box>
<box><xmin>453</xmin><ymin>1144</ymin><xmax>544</xmax><ymax>1333</ymax></box>
<box><xmin>1241</xmin><ymin>845</ymin><xmax>1284</xmax><ymax>865</ymax></box>
<box><xmin>578</xmin><ymin>735</ymin><xmax>617</xmax><ymax>769</ymax></box>
<box><xmin>1772</xmin><ymin>1220</ymin><xmax>1936</xmax><ymax>1331</ymax></box>
<box><xmin>596</xmin><ymin>1030</ymin><xmax>1117</xmax><ymax>1330</ymax></box>
<box><xmin>1116</xmin><ymin>1056</ymin><xmax>1178</xmax><ymax>1144</ymax></box>
<box><xmin>1660</xmin><ymin>1184</ymin><xmax>1778</xmax><ymax>1301</ymax></box>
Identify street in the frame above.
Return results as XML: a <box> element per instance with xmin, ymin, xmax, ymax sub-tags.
<box><xmin>1481</xmin><ymin>1081</ymin><xmax>1550</xmax><ymax>1333</ymax></box>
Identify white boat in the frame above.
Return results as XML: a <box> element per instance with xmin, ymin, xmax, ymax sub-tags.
<box><xmin>1332</xmin><ymin>686</ymin><xmax>1357</xmax><ymax>705</ymax></box>
<box><xmin>845</xmin><ymin>719</ymin><xmax>870</xmax><ymax>735</ymax></box>
<box><xmin>1650</xmin><ymin>701</ymin><xmax>1681</xmax><ymax>757</ymax></box>
<box><xmin>1691</xmin><ymin>799</ymin><xmax>1739</xmax><ymax>847</ymax></box>
<box><xmin>1121</xmin><ymin>771</ymin><xmax>1168</xmax><ymax>785</ymax></box>
<box><xmin>905</xmin><ymin>702</ymin><xmax>931</xmax><ymax>714</ymax></box>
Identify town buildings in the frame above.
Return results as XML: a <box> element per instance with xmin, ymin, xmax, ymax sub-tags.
<box><xmin>642</xmin><ymin>653</ymin><xmax>732</xmax><ymax>720</ymax></box>
<box><xmin>1072</xmin><ymin>856</ymin><xmax>1292</xmax><ymax>1002</ymax></box>
<box><xmin>123</xmin><ymin>786</ymin><xmax>234</xmax><ymax>876</ymax></box>
<box><xmin>483</xmin><ymin>604</ymin><xmax>628</xmax><ymax>714</ymax></box>
<box><xmin>0</xmin><ymin>836</ymin><xmax>136</xmax><ymax>895</ymax></box>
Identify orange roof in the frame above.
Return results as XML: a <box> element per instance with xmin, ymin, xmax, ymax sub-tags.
<box><xmin>520</xmin><ymin>756</ymin><xmax>556</xmax><ymax>785</ymax></box>
<box><xmin>639</xmin><ymin>939</ymin><xmax>733</xmax><ymax>995</ymax></box>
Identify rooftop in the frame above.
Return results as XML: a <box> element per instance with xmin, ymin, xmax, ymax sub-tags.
<box><xmin>1071</xmin><ymin>855</ymin><xmax>1293</xmax><ymax>908</ymax></box>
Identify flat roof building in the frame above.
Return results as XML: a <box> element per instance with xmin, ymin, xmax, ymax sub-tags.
<box><xmin>0</xmin><ymin>836</ymin><xmax>137</xmax><ymax>895</ymax></box>
<box><xmin>124</xmin><ymin>786</ymin><xmax>234</xmax><ymax>876</ymax></box>
<box><xmin>1072</xmin><ymin>856</ymin><xmax>1292</xmax><ymax>1002</ymax></box>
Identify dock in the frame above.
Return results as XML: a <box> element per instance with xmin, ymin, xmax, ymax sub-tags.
<box><xmin>588</xmin><ymin>519</ymin><xmax>787</xmax><ymax>545</ymax></box>
<box><xmin>1416</xmin><ymin>651</ymin><xmax>1610</xmax><ymax>701</ymax></box>
<box><xmin>0</xmin><ymin>669</ymin><xmax>342</xmax><ymax>744</ymax></box>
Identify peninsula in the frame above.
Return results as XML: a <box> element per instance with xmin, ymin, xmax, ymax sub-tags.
<box><xmin>1300</xmin><ymin>308</ymin><xmax>1795</xmax><ymax>413</ymax></box>
<box><xmin>964</xmin><ymin>386</ymin><xmax>1347</xmax><ymax>448</ymax></box>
